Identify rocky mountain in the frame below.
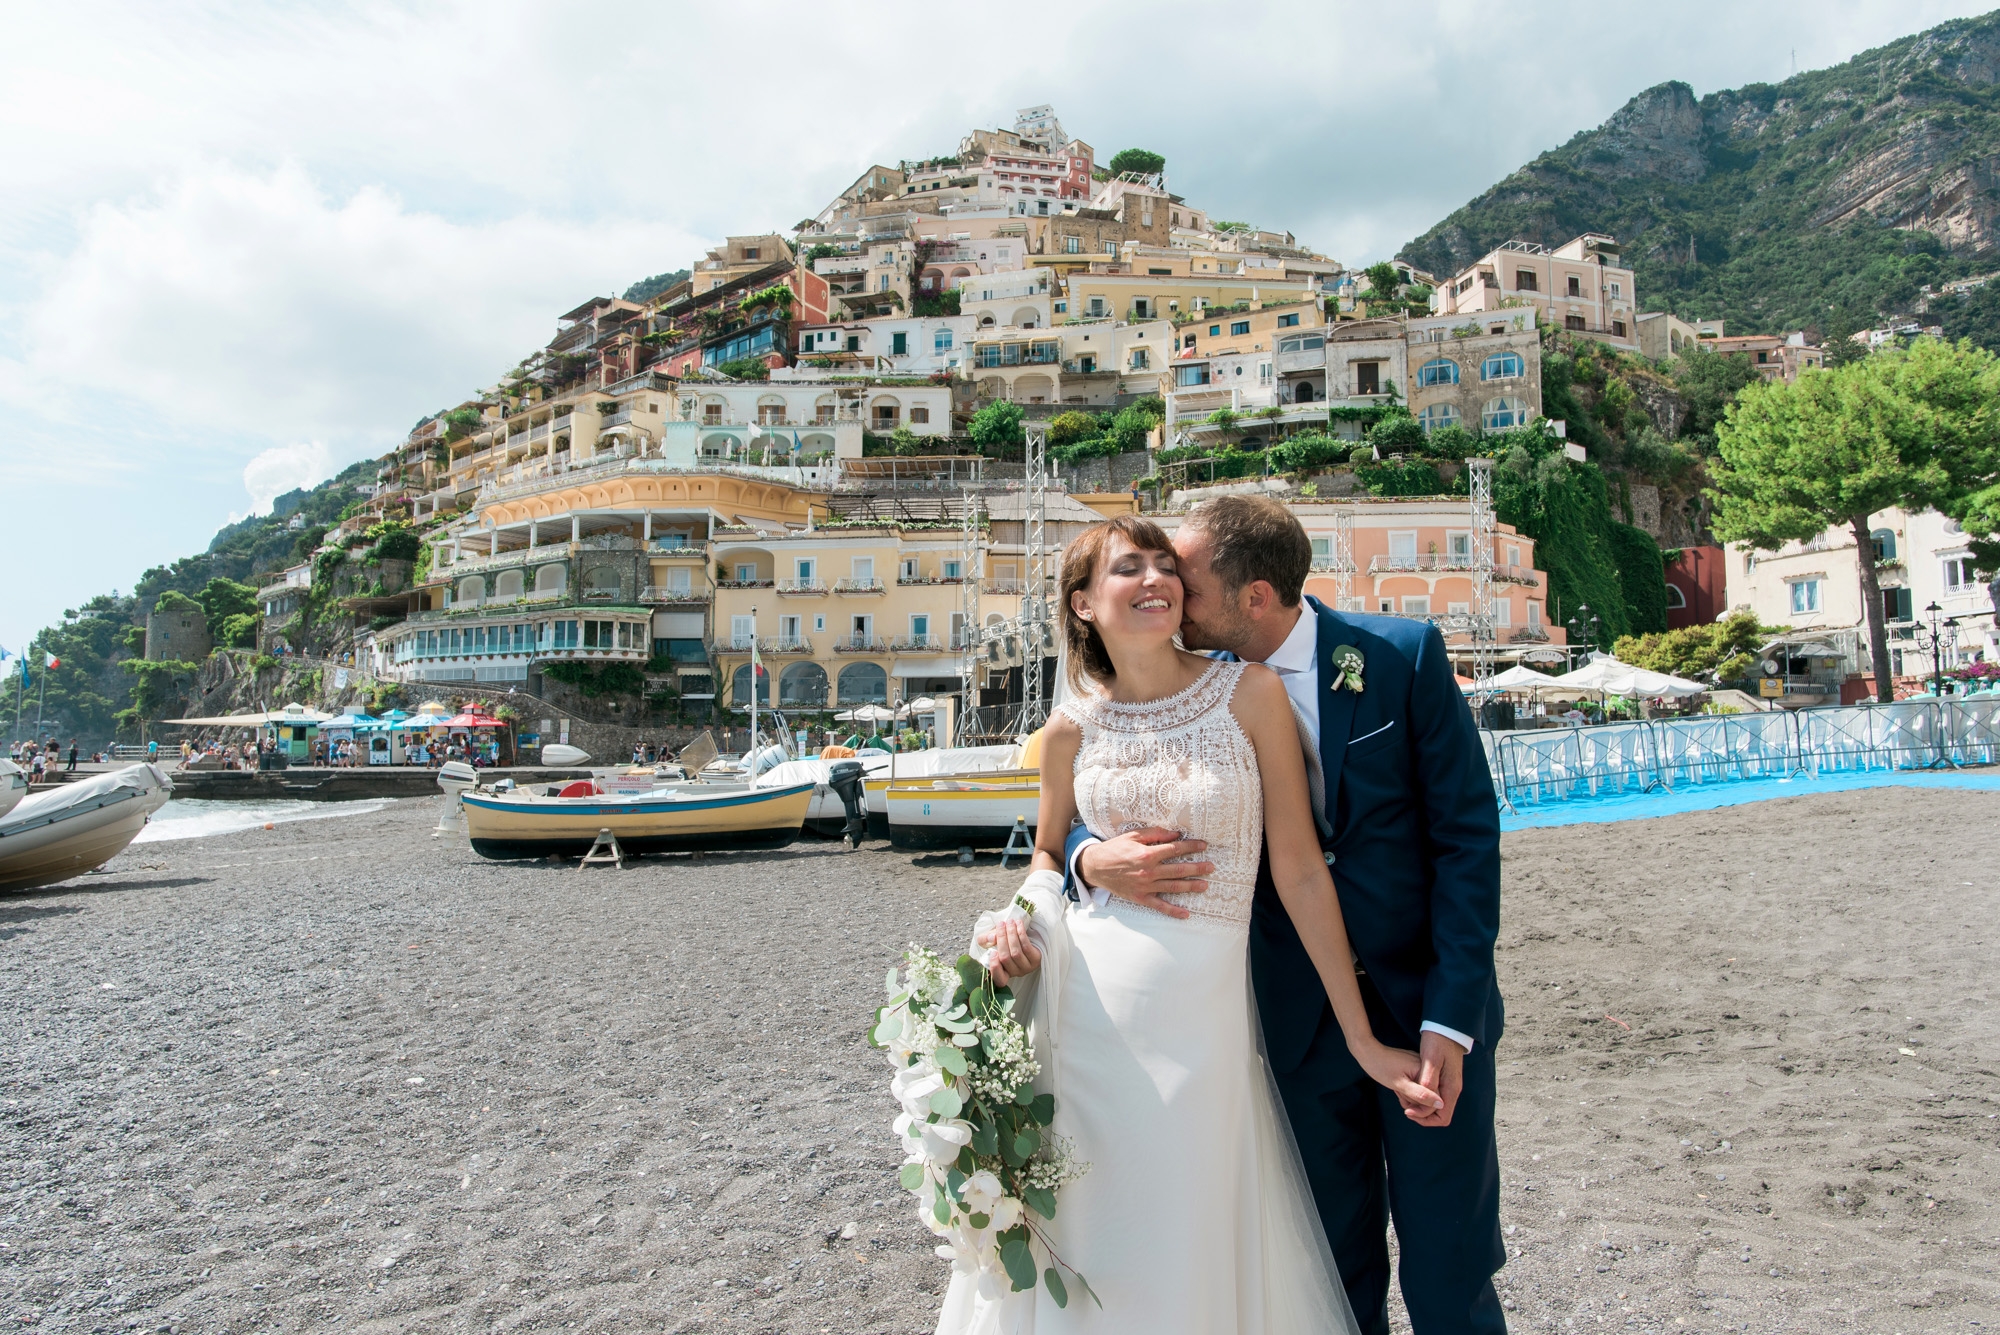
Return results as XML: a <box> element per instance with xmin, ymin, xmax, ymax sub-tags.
<box><xmin>1400</xmin><ymin>12</ymin><xmax>2000</xmax><ymax>338</ymax></box>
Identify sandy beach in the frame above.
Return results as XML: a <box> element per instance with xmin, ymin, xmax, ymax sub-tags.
<box><xmin>2</xmin><ymin>787</ymin><xmax>1996</xmax><ymax>1333</ymax></box>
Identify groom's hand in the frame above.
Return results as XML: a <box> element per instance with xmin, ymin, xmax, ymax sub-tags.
<box><xmin>1410</xmin><ymin>1031</ymin><xmax>1466</xmax><ymax>1128</ymax></box>
<box><xmin>1076</xmin><ymin>827</ymin><xmax>1214</xmax><ymax>920</ymax></box>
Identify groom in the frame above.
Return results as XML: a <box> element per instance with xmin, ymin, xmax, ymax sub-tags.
<box><xmin>1065</xmin><ymin>495</ymin><xmax>1506</xmax><ymax>1334</ymax></box>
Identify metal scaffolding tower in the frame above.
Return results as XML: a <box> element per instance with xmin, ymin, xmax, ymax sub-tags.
<box><xmin>1468</xmin><ymin>457</ymin><xmax>1497</xmax><ymax>697</ymax></box>
<box><xmin>1020</xmin><ymin>423</ymin><xmax>1052</xmax><ymax>733</ymax></box>
<box><xmin>956</xmin><ymin>488</ymin><xmax>982</xmax><ymax>744</ymax></box>
<box><xmin>1330</xmin><ymin>507</ymin><xmax>1355</xmax><ymax>611</ymax></box>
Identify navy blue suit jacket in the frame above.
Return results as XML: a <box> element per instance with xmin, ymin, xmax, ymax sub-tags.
<box><xmin>1066</xmin><ymin>597</ymin><xmax>1503</xmax><ymax>1079</ymax></box>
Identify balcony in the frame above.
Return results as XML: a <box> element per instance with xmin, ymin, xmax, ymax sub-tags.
<box><xmin>530</xmin><ymin>423</ymin><xmax>549</xmax><ymax>440</ymax></box>
<box><xmin>710</xmin><ymin>636</ymin><xmax>775</xmax><ymax>655</ymax></box>
<box><xmin>1370</xmin><ymin>554</ymin><xmax>1474</xmax><ymax>574</ymax></box>
<box><xmin>599</xmin><ymin>408</ymin><xmax>634</xmax><ymax>429</ymax></box>
<box><xmin>835</xmin><ymin>578</ymin><xmax>885</xmax><ymax>594</ymax></box>
<box><xmin>897</xmin><ymin>574</ymin><xmax>967</xmax><ymax>586</ymax></box>
<box><xmin>981</xmin><ymin>579</ymin><xmax>1023</xmax><ymax>595</ymax></box>
<box><xmin>716</xmin><ymin>578</ymin><xmax>775</xmax><ymax>589</ymax></box>
<box><xmin>777</xmin><ymin>578</ymin><xmax>828</xmax><ymax>595</ymax></box>
<box><xmin>639</xmin><ymin>585</ymin><xmax>710</xmax><ymax>604</ymax></box>
<box><xmin>769</xmin><ymin>637</ymin><xmax>814</xmax><ymax>655</ymax></box>
<box><xmin>833</xmin><ymin>635</ymin><xmax>889</xmax><ymax>653</ymax></box>
<box><xmin>892</xmin><ymin>635</ymin><xmax>945</xmax><ymax>652</ymax></box>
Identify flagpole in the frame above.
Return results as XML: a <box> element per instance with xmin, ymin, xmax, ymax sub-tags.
<box><xmin>34</xmin><ymin>657</ymin><xmax>48</xmax><ymax>740</ymax></box>
<box><xmin>749</xmin><ymin>604</ymin><xmax>759</xmax><ymax>765</ymax></box>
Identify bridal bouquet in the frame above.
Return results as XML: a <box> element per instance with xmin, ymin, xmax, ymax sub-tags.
<box><xmin>870</xmin><ymin>930</ymin><xmax>1094</xmax><ymax>1308</ymax></box>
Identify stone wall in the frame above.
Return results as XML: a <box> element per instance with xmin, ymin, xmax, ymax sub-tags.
<box><xmin>1057</xmin><ymin>449</ymin><xmax>1152</xmax><ymax>493</ymax></box>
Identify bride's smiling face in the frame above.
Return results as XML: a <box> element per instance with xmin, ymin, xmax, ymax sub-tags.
<box><xmin>1074</xmin><ymin>533</ymin><xmax>1181</xmax><ymax>644</ymax></box>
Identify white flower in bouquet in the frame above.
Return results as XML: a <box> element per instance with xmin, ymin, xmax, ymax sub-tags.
<box><xmin>870</xmin><ymin>941</ymin><xmax>1097</xmax><ymax>1311</ymax></box>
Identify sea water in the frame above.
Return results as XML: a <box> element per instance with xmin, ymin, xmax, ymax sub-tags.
<box><xmin>134</xmin><ymin>797</ymin><xmax>393</xmax><ymax>842</ymax></box>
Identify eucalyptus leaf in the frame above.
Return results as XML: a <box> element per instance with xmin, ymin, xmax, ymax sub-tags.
<box><xmin>932</xmin><ymin>1189</ymin><xmax>952</xmax><ymax>1225</ymax></box>
<box><xmin>956</xmin><ymin>1145</ymin><xmax>977</xmax><ymax>1174</ymax></box>
<box><xmin>969</xmin><ymin>1212</ymin><xmax>990</xmax><ymax>1230</ymax></box>
<box><xmin>999</xmin><ymin>1236</ymin><xmax>1037</xmax><ymax>1292</ymax></box>
<box><xmin>899</xmin><ymin>1163</ymin><xmax>925</xmax><ymax>1191</ymax></box>
<box><xmin>929</xmin><ymin>1086</ymin><xmax>964</xmax><ymax>1119</ymax></box>
<box><xmin>1021</xmin><ymin>1185</ymin><xmax>1057</xmax><ymax>1220</ymax></box>
<box><xmin>947</xmin><ymin>1167</ymin><xmax>966</xmax><ymax>1201</ymax></box>
<box><xmin>885</xmin><ymin>966</ymin><xmax>900</xmax><ymax>996</ymax></box>
<box><xmin>952</xmin><ymin>1032</ymin><xmax>980</xmax><ymax>1047</ymax></box>
<box><xmin>970</xmin><ymin>1120</ymin><xmax>999</xmax><ymax>1157</ymax></box>
<box><xmin>1073</xmin><ymin>1271</ymin><xmax>1103</xmax><ymax>1309</ymax></box>
<box><xmin>1044</xmin><ymin>1266</ymin><xmax>1069</xmax><ymax>1308</ymax></box>
<box><xmin>1030</xmin><ymin>1092</ymin><xmax>1055</xmax><ymax>1125</ymax></box>
<box><xmin>1013</xmin><ymin>1087</ymin><xmax>1034</xmax><ymax>1107</ymax></box>
<box><xmin>935</xmin><ymin>1045</ymin><xmax>967</xmax><ymax>1076</ymax></box>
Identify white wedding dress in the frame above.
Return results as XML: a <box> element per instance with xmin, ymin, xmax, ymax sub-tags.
<box><xmin>937</xmin><ymin>659</ymin><xmax>1359</xmax><ymax>1334</ymax></box>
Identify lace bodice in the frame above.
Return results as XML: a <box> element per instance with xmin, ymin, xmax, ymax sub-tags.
<box><xmin>1058</xmin><ymin>659</ymin><xmax>1261</xmax><ymax>927</ymax></box>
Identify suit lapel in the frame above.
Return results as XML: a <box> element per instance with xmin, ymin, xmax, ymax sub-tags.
<box><xmin>1312</xmin><ymin>599</ymin><xmax>1358</xmax><ymax>822</ymax></box>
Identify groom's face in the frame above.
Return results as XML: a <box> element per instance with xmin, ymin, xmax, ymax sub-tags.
<box><xmin>1174</xmin><ymin>530</ymin><xmax>1252</xmax><ymax>655</ymax></box>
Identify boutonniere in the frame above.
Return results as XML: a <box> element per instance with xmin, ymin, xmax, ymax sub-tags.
<box><xmin>1330</xmin><ymin>644</ymin><xmax>1366</xmax><ymax>695</ymax></box>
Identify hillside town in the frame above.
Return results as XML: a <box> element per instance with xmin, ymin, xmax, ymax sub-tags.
<box><xmin>22</xmin><ymin>103</ymin><xmax>2000</xmax><ymax>759</ymax></box>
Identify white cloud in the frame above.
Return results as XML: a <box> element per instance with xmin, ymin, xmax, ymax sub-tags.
<box><xmin>18</xmin><ymin>164</ymin><xmax>700</xmax><ymax>452</ymax></box>
<box><xmin>242</xmin><ymin>440</ymin><xmax>334</xmax><ymax>515</ymax></box>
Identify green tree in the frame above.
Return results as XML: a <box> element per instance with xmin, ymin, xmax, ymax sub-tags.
<box><xmin>194</xmin><ymin>577</ymin><xmax>259</xmax><ymax>624</ymax></box>
<box><xmin>1107</xmin><ymin>148</ymin><xmax>1165</xmax><ymax>178</ymax></box>
<box><xmin>1709</xmin><ymin>339</ymin><xmax>2000</xmax><ymax>701</ymax></box>
<box><xmin>1669</xmin><ymin>344</ymin><xmax>1758</xmax><ymax>449</ymax></box>
<box><xmin>888</xmin><ymin>425</ymin><xmax>922</xmax><ymax>457</ymax></box>
<box><xmin>968</xmin><ymin>400</ymin><xmax>1025</xmax><ymax>449</ymax></box>
<box><xmin>1046</xmin><ymin>411</ymin><xmax>1101</xmax><ymax>448</ymax></box>
<box><xmin>1613</xmin><ymin>609</ymin><xmax>1775</xmax><ymax>683</ymax></box>
<box><xmin>1605</xmin><ymin>522</ymin><xmax>1668</xmax><ymax>635</ymax></box>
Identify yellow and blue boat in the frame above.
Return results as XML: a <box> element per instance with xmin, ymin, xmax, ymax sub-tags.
<box><xmin>461</xmin><ymin>780</ymin><xmax>816</xmax><ymax>859</ymax></box>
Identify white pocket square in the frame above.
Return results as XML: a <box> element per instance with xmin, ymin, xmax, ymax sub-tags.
<box><xmin>1348</xmin><ymin>720</ymin><xmax>1394</xmax><ymax>746</ymax></box>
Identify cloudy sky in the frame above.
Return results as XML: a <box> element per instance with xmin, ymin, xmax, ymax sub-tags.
<box><xmin>3</xmin><ymin>0</ymin><xmax>1992</xmax><ymax>653</ymax></box>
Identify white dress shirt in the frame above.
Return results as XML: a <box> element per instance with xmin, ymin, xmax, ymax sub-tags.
<box><xmin>1069</xmin><ymin>604</ymin><xmax>1474</xmax><ymax>1054</ymax></box>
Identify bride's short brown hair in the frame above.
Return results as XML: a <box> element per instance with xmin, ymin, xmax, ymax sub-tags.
<box><xmin>1060</xmin><ymin>514</ymin><xmax>1177</xmax><ymax>689</ymax></box>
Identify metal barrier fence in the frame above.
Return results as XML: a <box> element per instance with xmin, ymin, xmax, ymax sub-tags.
<box><xmin>1478</xmin><ymin>698</ymin><xmax>1994</xmax><ymax>814</ymax></box>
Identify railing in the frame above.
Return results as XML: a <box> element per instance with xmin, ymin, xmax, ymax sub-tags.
<box><xmin>1371</xmin><ymin>554</ymin><xmax>1473</xmax><ymax>574</ymax></box>
<box><xmin>1478</xmin><ymin>698</ymin><xmax>1998</xmax><ymax>813</ymax></box>
<box><xmin>776</xmin><ymin>578</ymin><xmax>827</xmax><ymax>594</ymax></box>
<box><xmin>982</xmin><ymin>580</ymin><xmax>1023</xmax><ymax>595</ymax></box>
<box><xmin>835</xmin><ymin>578</ymin><xmax>885</xmax><ymax>593</ymax></box>
<box><xmin>892</xmin><ymin>635</ymin><xmax>945</xmax><ymax>651</ymax></box>
<box><xmin>717</xmin><ymin>578</ymin><xmax>774</xmax><ymax>589</ymax></box>
<box><xmin>639</xmin><ymin>585</ymin><xmax>709</xmax><ymax>603</ymax></box>
<box><xmin>832</xmin><ymin>635</ymin><xmax>888</xmax><ymax>653</ymax></box>
<box><xmin>530</xmin><ymin>423</ymin><xmax>549</xmax><ymax>440</ymax></box>
<box><xmin>710</xmin><ymin>637</ymin><xmax>774</xmax><ymax>654</ymax></box>
<box><xmin>599</xmin><ymin>409</ymin><xmax>634</xmax><ymax>429</ymax></box>
<box><xmin>897</xmin><ymin>575</ymin><xmax>966</xmax><ymax>586</ymax></box>
<box><xmin>768</xmin><ymin>637</ymin><xmax>814</xmax><ymax>655</ymax></box>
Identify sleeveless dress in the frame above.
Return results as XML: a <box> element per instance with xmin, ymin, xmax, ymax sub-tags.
<box><xmin>937</xmin><ymin>659</ymin><xmax>1358</xmax><ymax>1334</ymax></box>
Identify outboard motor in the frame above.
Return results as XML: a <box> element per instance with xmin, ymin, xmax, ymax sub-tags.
<box><xmin>435</xmin><ymin>759</ymin><xmax>478</xmax><ymax>837</ymax></box>
<box><xmin>827</xmin><ymin>760</ymin><xmax>868</xmax><ymax>850</ymax></box>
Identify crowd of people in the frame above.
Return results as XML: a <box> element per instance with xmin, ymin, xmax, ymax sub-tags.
<box><xmin>6</xmin><ymin>737</ymin><xmax>93</xmax><ymax>784</ymax></box>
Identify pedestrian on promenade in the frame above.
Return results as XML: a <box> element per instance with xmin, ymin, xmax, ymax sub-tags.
<box><xmin>66</xmin><ymin>739</ymin><xmax>78</xmax><ymax>771</ymax></box>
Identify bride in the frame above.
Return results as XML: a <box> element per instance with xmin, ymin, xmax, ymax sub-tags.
<box><xmin>936</xmin><ymin>514</ymin><xmax>1441</xmax><ymax>1333</ymax></box>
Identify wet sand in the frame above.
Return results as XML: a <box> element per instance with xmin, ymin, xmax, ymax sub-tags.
<box><xmin>1</xmin><ymin>788</ymin><xmax>1994</xmax><ymax>1332</ymax></box>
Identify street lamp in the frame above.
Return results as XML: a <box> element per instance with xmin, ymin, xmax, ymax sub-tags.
<box><xmin>1565</xmin><ymin>602</ymin><xmax>1601</xmax><ymax>662</ymax></box>
<box><xmin>1914</xmin><ymin>601</ymin><xmax>1960</xmax><ymax>696</ymax></box>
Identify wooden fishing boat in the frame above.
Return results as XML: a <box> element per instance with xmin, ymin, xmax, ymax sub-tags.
<box><xmin>883</xmin><ymin>769</ymin><xmax>1040</xmax><ymax>850</ymax></box>
<box><xmin>460</xmin><ymin>780</ymin><xmax>816</xmax><ymax>859</ymax></box>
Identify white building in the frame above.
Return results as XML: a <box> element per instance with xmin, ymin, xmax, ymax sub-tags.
<box><xmin>1726</xmin><ymin>507</ymin><xmax>1998</xmax><ymax>696</ymax></box>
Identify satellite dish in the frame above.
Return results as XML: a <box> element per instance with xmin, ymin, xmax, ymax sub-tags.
<box><xmin>1760</xmin><ymin>659</ymin><xmax>1781</xmax><ymax>676</ymax></box>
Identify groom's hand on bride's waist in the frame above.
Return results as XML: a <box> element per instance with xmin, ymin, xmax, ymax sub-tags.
<box><xmin>1075</xmin><ymin>827</ymin><xmax>1214</xmax><ymax>920</ymax></box>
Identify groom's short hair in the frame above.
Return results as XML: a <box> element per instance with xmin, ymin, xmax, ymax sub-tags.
<box><xmin>1182</xmin><ymin>495</ymin><xmax>1310</xmax><ymax>607</ymax></box>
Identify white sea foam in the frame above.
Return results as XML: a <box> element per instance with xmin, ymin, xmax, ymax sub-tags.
<box><xmin>135</xmin><ymin>797</ymin><xmax>393</xmax><ymax>842</ymax></box>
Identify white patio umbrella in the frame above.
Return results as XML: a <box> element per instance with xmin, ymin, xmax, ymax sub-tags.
<box><xmin>1548</xmin><ymin>654</ymin><xmax>1707</xmax><ymax>699</ymax></box>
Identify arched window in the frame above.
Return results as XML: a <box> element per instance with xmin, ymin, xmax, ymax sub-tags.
<box><xmin>779</xmin><ymin>662</ymin><xmax>829</xmax><ymax>707</ymax></box>
<box><xmin>1483</xmin><ymin>396</ymin><xmax>1528</xmax><ymax>430</ymax></box>
<box><xmin>1870</xmin><ymin>528</ymin><xmax>1898</xmax><ymax>562</ymax></box>
<box><xmin>1418</xmin><ymin>403</ymin><xmax>1462</xmax><ymax>433</ymax></box>
<box><xmin>730</xmin><ymin>663</ymin><xmax>771</xmax><ymax>706</ymax></box>
<box><xmin>455</xmin><ymin>576</ymin><xmax>484</xmax><ymax>605</ymax></box>
<box><xmin>1481</xmin><ymin>353</ymin><xmax>1525</xmax><ymax>381</ymax></box>
<box><xmin>532</xmin><ymin>564</ymin><xmax>565</xmax><ymax>596</ymax></box>
<box><xmin>582</xmin><ymin>567</ymin><xmax>622</xmax><ymax>599</ymax></box>
<box><xmin>837</xmin><ymin>661</ymin><xmax>888</xmax><ymax>706</ymax></box>
<box><xmin>1417</xmin><ymin>358</ymin><xmax>1460</xmax><ymax>387</ymax></box>
<box><xmin>493</xmin><ymin>569</ymin><xmax>524</xmax><ymax>599</ymax></box>
<box><xmin>1665</xmin><ymin>584</ymin><xmax>1688</xmax><ymax>609</ymax></box>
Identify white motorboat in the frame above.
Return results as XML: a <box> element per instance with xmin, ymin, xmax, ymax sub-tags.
<box><xmin>0</xmin><ymin>760</ymin><xmax>27</xmax><ymax>821</ymax></box>
<box><xmin>0</xmin><ymin>764</ymin><xmax>174</xmax><ymax>892</ymax></box>
<box><xmin>756</xmin><ymin>741</ymin><xmax>1028</xmax><ymax>838</ymax></box>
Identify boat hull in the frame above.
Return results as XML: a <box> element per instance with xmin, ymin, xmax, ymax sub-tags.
<box><xmin>885</xmin><ymin>775</ymin><xmax>1040</xmax><ymax>850</ymax></box>
<box><xmin>0</xmin><ymin>796</ymin><xmax>152</xmax><ymax>892</ymax></box>
<box><xmin>462</xmin><ymin>781</ymin><xmax>815</xmax><ymax>859</ymax></box>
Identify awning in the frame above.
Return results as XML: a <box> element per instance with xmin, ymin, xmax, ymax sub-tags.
<box><xmin>891</xmin><ymin>656</ymin><xmax>962</xmax><ymax>677</ymax></box>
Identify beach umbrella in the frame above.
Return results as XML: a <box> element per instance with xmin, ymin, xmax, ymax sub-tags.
<box><xmin>1550</xmin><ymin>654</ymin><xmax>1706</xmax><ymax>698</ymax></box>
